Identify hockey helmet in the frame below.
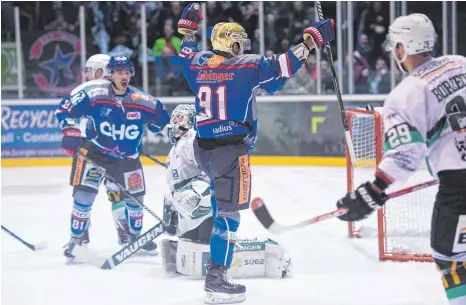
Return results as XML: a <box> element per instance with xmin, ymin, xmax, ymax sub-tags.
<box><xmin>107</xmin><ymin>55</ymin><xmax>135</xmax><ymax>77</ymax></box>
<box><xmin>211</xmin><ymin>22</ymin><xmax>251</xmax><ymax>56</ymax></box>
<box><xmin>83</xmin><ymin>54</ymin><xmax>110</xmax><ymax>80</ymax></box>
<box><xmin>386</xmin><ymin>13</ymin><xmax>436</xmax><ymax>72</ymax></box>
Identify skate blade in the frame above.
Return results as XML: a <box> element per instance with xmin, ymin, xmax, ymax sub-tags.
<box><xmin>204</xmin><ymin>292</ymin><xmax>245</xmax><ymax>304</ymax></box>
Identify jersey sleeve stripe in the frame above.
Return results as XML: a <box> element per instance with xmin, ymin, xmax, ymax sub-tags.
<box><xmin>278</xmin><ymin>53</ymin><xmax>291</xmax><ymax>77</ymax></box>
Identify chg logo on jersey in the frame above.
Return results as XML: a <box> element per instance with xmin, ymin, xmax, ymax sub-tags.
<box><xmin>126</xmin><ymin>112</ymin><xmax>141</xmax><ymax>120</ymax></box>
<box><xmin>124</xmin><ymin>169</ymin><xmax>144</xmax><ymax>194</ymax></box>
<box><xmin>29</xmin><ymin>31</ymin><xmax>82</xmax><ymax>95</ymax></box>
<box><xmin>100</xmin><ymin>122</ymin><xmax>140</xmax><ymax>140</ymax></box>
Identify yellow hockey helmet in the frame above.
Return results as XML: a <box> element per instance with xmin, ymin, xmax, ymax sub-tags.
<box><xmin>211</xmin><ymin>22</ymin><xmax>251</xmax><ymax>56</ymax></box>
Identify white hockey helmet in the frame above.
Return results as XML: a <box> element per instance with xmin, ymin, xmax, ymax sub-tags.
<box><xmin>169</xmin><ymin>104</ymin><xmax>196</xmax><ymax>142</ymax></box>
<box><xmin>386</xmin><ymin>13</ymin><xmax>436</xmax><ymax>72</ymax></box>
<box><xmin>83</xmin><ymin>54</ymin><xmax>110</xmax><ymax>80</ymax></box>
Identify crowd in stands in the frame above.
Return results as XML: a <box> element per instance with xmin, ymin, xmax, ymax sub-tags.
<box><xmin>2</xmin><ymin>1</ymin><xmax>454</xmax><ymax>97</ymax></box>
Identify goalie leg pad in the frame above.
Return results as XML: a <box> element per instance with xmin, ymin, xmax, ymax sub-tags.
<box><xmin>160</xmin><ymin>238</ymin><xmax>179</xmax><ymax>273</ymax></box>
<box><xmin>229</xmin><ymin>238</ymin><xmax>292</xmax><ymax>279</ymax></box>
<box><xmin>211</xmin><ymin>211</ymin><xmax>239</xmax><ymax>267</ymax></box>
<box><xmin>71</xmin><ymin>190</ymin><xmax>97</xmax><ymax>238</ymax></box>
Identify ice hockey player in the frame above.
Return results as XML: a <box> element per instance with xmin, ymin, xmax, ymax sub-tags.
<box><xmin>335</xmin><ymin>14</ymin><xmax>466</xmax><ymax>305</ymax></box>
<box><xmin>64</xmin><ymin>54</ymin><xmax>137</xmax><ymax>248</ymax></box>
<box><xmin>160</xmin><ymin>104</ymin><xmax>292</xmax><ymax>281</ymax></box>
<box><xmin>55</xmin><ymin>55</ymin><xmax>170</xmax><ymax>261</ymax></box>
<box><xmin>176</xmin><ymin>3</ymin><xmax>336</xmax><ymax>303</ymax></box>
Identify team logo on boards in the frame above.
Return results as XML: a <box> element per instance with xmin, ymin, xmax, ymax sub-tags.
<box><xmin>29</xmin><ymin>31</ymin><xmax>82</xmax><ymax>95</ymax></box>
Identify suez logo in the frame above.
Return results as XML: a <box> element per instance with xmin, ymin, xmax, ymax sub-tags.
<box><xmin>244</xmin><ymin>258</ymin><xmax>265</xmax><ymax>265</ymax></box>
<box><xmin>100</xmin><ymin>122</ymin><xmax>140</xmax><ymax>140</ymax></box>
<box><xmin>213</xmin><ymin>124</ymin><xmax>233</xmax><ymax>134</ymax></box>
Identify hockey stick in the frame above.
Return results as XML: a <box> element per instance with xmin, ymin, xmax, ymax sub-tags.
<box><xmin>70</xmin><ymin>221</ymin><xmax>165</xmax><ymax>269</ymax></box>
<box><xmin>252</xmin><ymin>179</ymin><xmax>439</xmax><ymax>234</ymax></box>
<box><xmin>1</xmin><ymin>225</ymin><xmax>48</xmax><ymax>251</ymax></box>
<box><xmin>314</xmin><ymin>1</ymin><xmax>356</xmax><ymax>163</ymax></box>
<box><xmin>76</xmin><ymin>151</ymin><xmax>162</xmax><ymax>222</ymax></box>
<box><xmin>143</xmin><ymin>153</ymin><xmax>167</xmax><ymax>168</ymax></box>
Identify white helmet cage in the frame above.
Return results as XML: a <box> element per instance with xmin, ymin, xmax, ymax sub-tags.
<box><xmin>169</xmin><ymin>104</ymin><xmax>196</xmax><ymax>140</ymax></box>
<box><xmin>83</xmin><ymin>54</ymin><xmax>110</xmax><ymax>80</ymax></box>
<box><xmin>386</xmin><ymin>14</ymin><xmax>436</xmax><ymax>72</ymax></box>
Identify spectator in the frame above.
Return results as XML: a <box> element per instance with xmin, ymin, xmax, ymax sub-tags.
<box><xmin>279</xmin><ymin>66</ymin><xmax>316</xmax><ymax>95</ymax></box>
<box><xmin>369</xmin><ymin>57</ymin><xmax>391</xmax><ymax>94</ymax></box>
<box><xmin>356</xmin><ymin>33</ymin><xmax>375</xmax><ymax>66</ymax></box>
<box><xmin>265</xmin><ymin>14</ymin><xmax>278</xmax><ymax>51</ymax></box>
<box><xmin>44</xmin><ymin>12</ymin><xmax>76</xmax><ymax>32</ymax></box>
<box><xmin>206</xmin><ymin>2</ymin><xmax>226</xmax><ymax>27</ymax></box>
<box><xmin>320</xmin><ymin>60</ymin><xmax>334</xmax><ymax>93</ymax></box>
<box><xmin>240</xmin><ymin>3</ymin><xmax>258</xmax><ymax>42</ymax></box>
<box><xmin>152</xmin><ymin>18</ymin><xmax>181</xmax><ymax>57</ymax></box>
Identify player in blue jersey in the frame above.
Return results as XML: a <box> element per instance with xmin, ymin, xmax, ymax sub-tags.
<box><xmin>55</xmin><ymin>55</ymin><xmax>170</xmax><ymax>261</ymax></box>
<box><xmin>176</xmin><ymin>3</ymin><xmax>336</xmax><ymax>304</ymax></box>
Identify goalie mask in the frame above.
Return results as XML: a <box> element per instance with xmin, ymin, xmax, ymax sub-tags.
<box><xmin>385</xmin><ymin>13</ymin><xmax>436</xmax><ymax>73</ymax></box>
<box><xmin>169</xmin><ymin>104</ymin><xmax>196</xmax><ymax>143</ymax></box>
<box><xmin>211</xmin><ymin>22</ymin><xmax>251</xmax><ymax>57</ymax></box>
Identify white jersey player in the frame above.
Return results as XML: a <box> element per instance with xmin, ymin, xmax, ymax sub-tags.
<box><xmin>67</xmin><ymin>54</ymin><xmax>137</xmax><ymax>249</ymax></box>
<box><xmin>160</xmin><ymin>105</ymin><xmax>292</xmax><ymax>279</ymax></box>
<box><xmin>336</xmin><ymin>14</ymin><xmax>466</xmax><ymax>305</ymax></box>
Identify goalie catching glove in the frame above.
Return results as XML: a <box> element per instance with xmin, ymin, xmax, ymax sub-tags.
<box><xmin>336</xmin><ymin>182</ymin><xmax>388</xmax><ymax>222</ymax></box>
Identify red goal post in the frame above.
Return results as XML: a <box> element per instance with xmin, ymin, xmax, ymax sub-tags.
<box><xmin>345</xmin><ymin>108</ymin><xmax>434</xmax><ymax>262</ymax></box>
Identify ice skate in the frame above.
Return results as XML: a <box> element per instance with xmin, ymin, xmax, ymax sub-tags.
<box><xmin>204</xmin><ymin>262</ymin><xmax>246</xmax><ymax>304</ymax></box>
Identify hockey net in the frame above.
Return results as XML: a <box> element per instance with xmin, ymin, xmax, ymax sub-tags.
<box><xmin>346</xmin><ymin>108</ymin><xmax>435</xmax><ymax>262</ymax></box>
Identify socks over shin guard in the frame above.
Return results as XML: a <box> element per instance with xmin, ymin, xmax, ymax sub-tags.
<box><xmin>210</xmin><ymin>215</ymin><xmax>239</xmax><ymax>267</ymax></box>
<box><xmin>71</xmin><ymin>201</ymin><xmax>91</xmax><ymax>238</ymax></box>
<box><xmin>125</xmin><ymin>198</ymin><xmax>144</xmax><ymax>234</ymax></box>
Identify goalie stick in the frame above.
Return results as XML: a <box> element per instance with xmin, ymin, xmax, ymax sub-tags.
<box><xmin>1</xmin><ymin>225</ymin><xmax>48</xmax><ymax>251</ymax></box>
<box><xmin>252</xmin><ymin>179</ymin><xmax>439</xmax><ymax>234</ymax></box>
<box><xmin>70</xmin><ymin>222</ymin><xmax>165</xmax><ymax>269</ymax></box>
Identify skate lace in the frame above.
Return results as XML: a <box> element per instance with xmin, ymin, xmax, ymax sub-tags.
<box><xmin>221</xmin><ymin>273</ymin><xmax>239</xmax><ymax>286</ymax></box>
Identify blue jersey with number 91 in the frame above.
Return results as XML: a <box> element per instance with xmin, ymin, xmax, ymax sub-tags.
<box><xmin>178</xmin><ymin>36</ymin><xmax>304</xmax><ymax>140</ymax></box>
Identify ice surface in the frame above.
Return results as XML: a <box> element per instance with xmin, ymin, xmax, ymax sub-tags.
<box><xmin>1</xmin><ymin>166</ymin><xmax>447</xmax><ymax>305</ymax></box>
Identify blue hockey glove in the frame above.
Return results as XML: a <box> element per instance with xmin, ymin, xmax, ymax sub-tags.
<box><xmin>60</xmin><ymin>118</ymin><xmax>82</xmax><ymax>156</ymax></box>
<box><xmin>178</xmin><ymin>3</ymin><xmax>203</xmax><ymax>35</ymax></box>
<box><xmin>243</xmin><ymin>134</ymin><xmax>257</xmax><ymax>151</ymax></box>
<box><xmin>303</xmin><ymin>18</ymin><xmax>335</xmax><ymax>50</ymax></box>
<box><xmin>336</xmin><ymin>182</ymin><xmax>387</xmax><ymax>222</ymax></box>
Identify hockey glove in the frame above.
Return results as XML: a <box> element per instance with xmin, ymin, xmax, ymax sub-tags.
<box><xmin>60</xmin><ymin>118</ymin><xmax>82</xmax><ymax>156</ymax></box>
<box><xmin>178</xmin><ymin>3</ymin><xmax>203</xmax><ymax>35</ymax></box>
<box><xmin>336</xmin><ymin>182</ymin><xmax>388</xmax><ymax>222</ymax></box>
<box><xmin>303</xmin><ymin>18</ymin><xmax>335</xmax><ymax>50</ymax></box>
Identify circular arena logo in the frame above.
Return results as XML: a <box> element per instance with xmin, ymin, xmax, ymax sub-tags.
<box><xmin>29</xmin><ymin>31</ymin><xmax>82</xmax><ymax>95</ymax></box>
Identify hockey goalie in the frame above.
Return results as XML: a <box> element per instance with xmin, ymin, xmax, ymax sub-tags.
<box><xmin>160</xmin><ymin>104</ymin><xmax>292</xmax><ymax>280</ymax></box>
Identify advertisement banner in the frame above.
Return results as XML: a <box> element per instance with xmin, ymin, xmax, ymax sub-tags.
<box><xmin>1</xmin><ymin>43</ymin><xmax>18</xmax><ymax>91</ymax></box>
<box><xmin>1</xmin><ymin>99</ymin><xmax>384</xmax><ymax>159</ymax></box>
<box><xmin>1</xmin><ymin>104</ymin><xmax>67</xmax><ymax>158</ymax></box>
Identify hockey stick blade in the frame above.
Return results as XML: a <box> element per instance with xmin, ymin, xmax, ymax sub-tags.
<box><xmin>252</xmin><ymin>179</ymin><xmax>438</xmax><ymax>234</ymax></box>
<box><xmin>1</xmin><ymin>225</ymin><xmax>48</xmax><ymax>251</ymax></box>
<box><xmin>71</xmin><ymin>222</ymin><xmax>165</xmax><ymax>270</ymax></box>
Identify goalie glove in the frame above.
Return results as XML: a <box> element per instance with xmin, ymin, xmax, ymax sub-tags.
<box><xmin>178</xmin><ymin>3</ymin><xmax>203</xmax><ymax>35</ymax></box>
<box><xmin>303</xmin><ymin>18</ymin><xmax>335</xmax><ymax>50</ymax></box>
<box><xmin>336</xmin><ymin>182</ymin><xmax>387</xmax><ymax>222</ymax></box>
